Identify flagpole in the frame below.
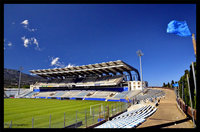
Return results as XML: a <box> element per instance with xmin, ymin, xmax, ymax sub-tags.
<box><xmin>192</xmin><ymin>33</ymin><xmax>196</xmax><ymax>56</ymax></box>
<box><xmin>191</xmin><ymin>62</ymin><xmax>196</xmax><ymax>95</ymax></box>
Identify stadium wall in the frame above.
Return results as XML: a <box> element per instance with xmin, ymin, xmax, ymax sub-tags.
<box><xmin>107</xmin><ymin>99</ymin><xmax>120</xmax><ymax>102</ymax></box>
<box><xmin>34</xmin><ymin>87</ymin><xmax>129</xmax><ymax>92</ymax></box>
<box><xmin>84</xmin><ymin>98</ymin><xmax>106</xmax><ymax>101</ymax></box>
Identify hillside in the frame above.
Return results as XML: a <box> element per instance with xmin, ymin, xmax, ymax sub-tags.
<box><xmin>4</xmin><ymin>68</ymin><xmax>47</xmax><ymax>88</ymax></box>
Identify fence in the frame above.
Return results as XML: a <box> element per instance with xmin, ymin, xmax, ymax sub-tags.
<box><xmin>4</xmin><ymin>102</ymin><xmax>129</xmax><ymax>128</ymax></box>
<box><xmin>176</xmin><ymin>98</ymin><xmax>196</xmax><ymax>121</ymax></box>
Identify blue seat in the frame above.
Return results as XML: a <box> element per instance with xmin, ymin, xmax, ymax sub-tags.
<box><xmin>95</xmin><ymin>105</ymin><xmax>157</xmax><ymax>128</ymax></box>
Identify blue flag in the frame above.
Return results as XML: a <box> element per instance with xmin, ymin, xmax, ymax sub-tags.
<box><xmin>173</xmin><ymin>83</ymin><xmax>179</xmax><ymax>87</ymax></box>
<box><xmin>167</xmin><ymin>20</ymin><xmax>191</xmax><ymax>37</ymax></box>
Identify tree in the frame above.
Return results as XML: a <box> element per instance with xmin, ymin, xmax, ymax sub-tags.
<box><xmin>183</xmin><ymin>70</ymin><xmax>190</xmax><ymax>106</ymax></box>
<box><xmin>189</xmin><ymin>62</ymin><xmax>196</xmax><ymax>109</ymax></box>
<box><xmin>167</xmin><ymin>82</ymin><xmax>170</xmax><ymax>88</ymax></box>
<box><xmin>175</xmin><ymin>62</ymin><xmax>196</xmax><ymax>109</ymax></box>
<box><xmin>163</xmin><ymin>83</ymin><xmax>166</xmax><ymax>87</ymax></box>
<box><xmin>178</xmin><ymin>76</ymin><xmax>184</xmax><ymax>101</ymax></box>
<box><xmin>171</xmin><ymin>80</ymin><xmax>175</xmax><ymax>88</ymax></box>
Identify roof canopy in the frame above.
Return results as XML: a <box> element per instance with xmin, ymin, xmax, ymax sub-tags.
<box><xmin>30</xmin><ymin>60</ymin><xmax>140</xmax><ymax>80</ymax></box>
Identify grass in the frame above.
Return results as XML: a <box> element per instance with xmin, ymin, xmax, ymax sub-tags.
<box><xmin>4</xmin><ymin>98</ymin><xmax>125</xmax><ymax>128</ymax></box>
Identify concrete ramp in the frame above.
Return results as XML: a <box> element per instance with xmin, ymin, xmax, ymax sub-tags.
<box><xmin>137</xmin><ymin>88</ymin><xmax>194</xmax><ymax>128</ymax></box>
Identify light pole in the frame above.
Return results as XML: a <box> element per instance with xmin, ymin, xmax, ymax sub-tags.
<box><xmin>136</xmin><ymin>50</ymin><xmax>144</xmax><ymax>92</ymax></box>
<box><xmin>18</xmin><ymin>66</ymin><xmax>23</xmax><ymax>95</ymax></box>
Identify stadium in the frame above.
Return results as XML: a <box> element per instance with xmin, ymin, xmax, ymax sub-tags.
<box><xmin>4</xmin><ymin>60</ymin><xmax>166</xmax><ymax>128</ymax></box>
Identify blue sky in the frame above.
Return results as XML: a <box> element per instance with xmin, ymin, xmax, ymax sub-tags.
<box><xmin>4</xmin><ymin>4</ymin><xmax>196</xmax><ymax>86</ymax></box>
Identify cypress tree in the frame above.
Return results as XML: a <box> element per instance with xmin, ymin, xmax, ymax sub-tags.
<box><xmin>167</xmin><ymin>82</ymin><xmax>170</xmax><ymax>88</ymax></box>
<box><xmin>171</xmin><ymin>80</ymin><xmax>175</xmax><ymax>88</ymax></box>
<box><xmin>163</xmin><ymin>83</ymin><xmax>166</xmax><ymax>87</ymax></box>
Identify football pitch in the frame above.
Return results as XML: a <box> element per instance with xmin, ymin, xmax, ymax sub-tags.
<box><xmin>4</xmin><ymin>98</ymin><xmax>125</xmax><ymax>128</ymax></box>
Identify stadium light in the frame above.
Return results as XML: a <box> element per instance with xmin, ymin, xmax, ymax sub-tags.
<box><xmin>18</xmin><ymin>66</ymin><xmax>23</xmax><ymax>95</ymax></box>
<box><xmin>136</xmin><ymin>50</ymin><xmax>144</xmax><ymax>92</ymax></box>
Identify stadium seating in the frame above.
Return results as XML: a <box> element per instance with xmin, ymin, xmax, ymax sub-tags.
<box><xmin>133</xmin><ymin>89</ymin><xmax>165</xmax><ymax>104</ymax></box>
<box><xmin>90</xmin><ymin>91</ymin><xmax>116</xmax><ymax>98</ymax></box>
<box><xmin>24</xmin><ymin>91</ymin><xmax>36</xmax><ymax>98</ymax></box>
<box><xmin>68</xmin><ymin>91</ymin><xmax>82</xmax><ymax>97</ymax></box>
<box><xmin>33</xmin><ymin>75</ymin><xmax>124</xmax><ymax>88</ymax></box>
<box><xmin>95</xmin><ymin>104</ymin><xmax>157</xmax><ymax>128</ymax></box>
<box><xmin>22</xmin><ymin>88</ymin><xmax>164</xmax><ymax>106</ymax></box>
<box><xmin>73</xmin><ymin>91</ymin><xmax>90</xmax><ymax>98</ymax></box>
<box><xmin>113</xmin><ymin>91</ymin><xmax>129</xmax><ymax>99</ymax></box>
<box><xmin>50</xmin><ymin>78</ymin><xmax>62</xmax><ymax>83</ymax></box>
<box><xmin>35</xmin><ymin>92</ymin><xmax>54</xmax><ymax>97</ymax></box>
<box><xmin>50</xmin><ymin>91</ymin><xmax>65</xmax><ymax>97</ymax></box>
<box><xmin>81</xmin><ymin>76</ymin><xmax>98</xmax><ymax>83</ymax></box>
<box><xmin>61</xmin><ymin>77</ymin><xmax>76</xmax><ymax>83</ymax></box>
<box><xmin>15</xmin><ymin>89</ymin><xmax>32</xmax><ymax>98</ymax></box>
<box><xmin>94</xmin><ymin>75</ymin><xmax>123</xmax><ymax>86</ymax></box>
<box><xmin>4</xmin><ymin>90</ymin><xmax>18</xmax><ymax>97</ymax></box>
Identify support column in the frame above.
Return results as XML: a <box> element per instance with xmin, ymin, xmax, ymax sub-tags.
<box><xmin>128</xmin><ymin>71</ymin><xmax>133</xmax><ymax>81</ymax></box>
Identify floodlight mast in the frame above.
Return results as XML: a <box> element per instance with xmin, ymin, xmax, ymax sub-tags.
<box><xmin>137</xmin><ymin>50</ymin><xmax>144</xmax><ymax>92</ymax></box>
<box><xmin>18</xmin><ymin>66</ymin><xmax>23</xmax><ymax>95</ymax></box>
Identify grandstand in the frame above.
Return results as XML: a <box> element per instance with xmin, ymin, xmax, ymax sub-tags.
<box><xmin>5</xmin><ymin>60</ymin><xmax>149</xmax><ymax>102</ymax></box>
<box><xmin>29</xmin><ymin>60</ymin><xmax>146</xmax><ymax>91</ymax></box>
<box><xmin>26</xmin><ymin>60</ymin><xmax>149</xmax><ymax>102</ymax></box>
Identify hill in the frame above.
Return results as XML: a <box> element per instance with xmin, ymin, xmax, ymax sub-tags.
<box><xmin>4</xmin><ymin>68</ymin><xmax>47</xmax><ymax>88</ymax></box>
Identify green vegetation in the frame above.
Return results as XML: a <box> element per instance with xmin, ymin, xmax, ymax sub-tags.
<box><xmin>162</xmin><ymin>80</ymin><xmax>176</xmax><ymax>88</ymax></box>
<box><xmin>4</xmin><ymin>98</ymin><xmax>125</xmax><ymax>128</ymax></box>
<box><xmin>178</xmin><ymin>62</ymin><xmax>196</xmax><ymax>109</ymax></box>
<box><xmin>162</xmin><ymin>62</ymin><xmax>196</xmax><ymax>109</ymax></box>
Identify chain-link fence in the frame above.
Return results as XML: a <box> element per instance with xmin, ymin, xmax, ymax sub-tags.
<box><xmin>4</xmin><ymin>102</ymin><xmax>129</xmax><ymax>128</ymax></box>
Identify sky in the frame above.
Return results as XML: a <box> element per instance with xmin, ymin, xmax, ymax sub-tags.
<box><xmin>4</xmin><ymin>4</ymin><xmax>196</xmax><ymax>86</ymax></box>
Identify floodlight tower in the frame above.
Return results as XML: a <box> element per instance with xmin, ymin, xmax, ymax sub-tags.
<box><xmin>136</xmin><ymin>50</ymin><xmax>144</xmax><ymax>92</ymax></box>
<box><xmin>18</xmin><ymin>66</ymin><xmax>23</xmax><ymax>95</ymax></box>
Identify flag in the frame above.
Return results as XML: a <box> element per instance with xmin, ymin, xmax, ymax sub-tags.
<box><xmin>173</xmin><ymin>83</ymin><xmax>179</xmax><ymax>87</ymax></box>
<box><xmin>167</xmin><ymin>20</ymin><xmax>191</xmax><ymax>37</ymax></box>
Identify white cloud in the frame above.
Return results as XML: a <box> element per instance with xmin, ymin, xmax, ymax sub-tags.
<box><xmin>21</xmin><ymin>20</ymin><xmax>29</xmax><ymax>25</ymax></box>
<box><xmin>51</xmin><ymin>57</ymin><xmax>59</xmax><ymax>66</ymax></box>
<box><xmin>7</xmin><ymin>42</ymin><xmax>12</xmax><ymax>47</ymax></box>
<box><xmin>21</xmin><ymin>36</ymin><xmax>40</xmax><ymax>50</ymax></box>
<box><xmin>65</xmin><ymin>63</ymin><xmax>75</xmax><ymax>68</ymax></box>
<box><xmin>4</xmin><ymin>39</ymin><xmax>13</xmax><ymax>50</ymax></box>
<box><xmin>31</xmin><ymin>37</ymin><xmax>39</xmax><ymax>47</ymax></box>
<box><xmin>29</xmin><ymin>28</ymin><xmax>37</xmax><ymax>32</ymax></box>
<box><xmin>20</xmin><ymin>20</ymin><xmax>40</xmax><ymax>50</ymax></box>
<box><xmin>21</xmin><ymin>20</ymin><xmax>29</xmax><ymax>28</ymax></box>
<box><xmin>49</xmin><ymin>57</ymin><xmax>76</xmax><ymax>68</ymax></box>
<box><xmin>21</xmin><ymin>36</ymin><xmax>30</xmax><ymax>47</ymax></box>
<box><xmin>50</xmin><ymin>57</ymin><xmax>65</xmax><ymax>68</ymax></box>
<box><xmin>21</xmin><ymin>19</ymin><xmax>37</xmax><ymax>32</ymax></box>
<box><xmin>30</xmin><ymin>73</ymin><xmax>36</xmax><ymax>76</ymax></box>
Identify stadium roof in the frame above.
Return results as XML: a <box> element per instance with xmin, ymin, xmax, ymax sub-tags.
<box><xmin>30</xmin><ymin>60</ymin><xmax>140</xmax><ymax>80</ymax></box>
